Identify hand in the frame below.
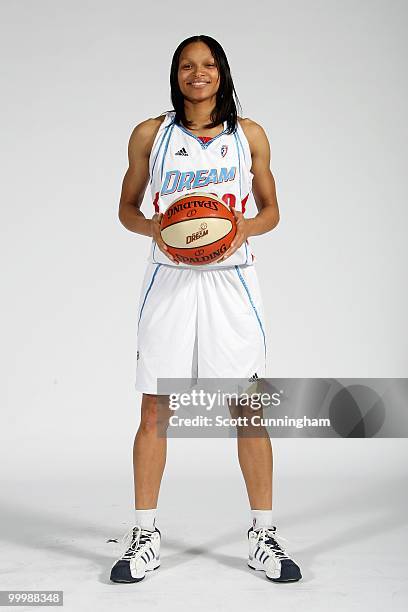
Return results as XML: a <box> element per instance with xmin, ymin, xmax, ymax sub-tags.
<box><xmin>215</xmin><ymin>208</ymin><xmax>250</xmax><ymax>263</ymax></box>
<box><xmin>151</xmin><ymin>213</ymin><xmax>179</xmax><ymax>264</ymax></box>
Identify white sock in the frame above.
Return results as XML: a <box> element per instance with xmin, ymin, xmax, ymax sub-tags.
<box><xmin>134</xmin><ymin>508</ymin><xmax>157</xmax><ymax>531</ymax></box>
<box><xmin>251</xmin><ymin>509</ymin><xmax>273</xmax><ymax>530</ymax></box>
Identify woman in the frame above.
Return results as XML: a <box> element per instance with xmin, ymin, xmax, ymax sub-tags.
<box><xmin>110</xmin><ymin>35</ymin><xmax>302</xmax><ymax>584</ymax></box>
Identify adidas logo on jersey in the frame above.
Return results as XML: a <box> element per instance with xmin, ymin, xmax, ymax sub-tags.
<box><xmin>248</xmin><ymin>372</ymin><xmax>259</xmax><ymax>383</ymax></box>
<box><xmin>175</xmin><ymin>147</ymin><xmax>188</xmax><ymax>156</ymax></box>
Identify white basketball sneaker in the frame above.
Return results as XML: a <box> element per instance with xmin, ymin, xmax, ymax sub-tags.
<box><xmin>110</xmin><ymin>525</ymin><xmax>161</xmax><ymax>583</ymax></box>
<box><xmin>248</xmin><ymin>526</ymin><xmax>302</xmax><ymax>582</ymax></box>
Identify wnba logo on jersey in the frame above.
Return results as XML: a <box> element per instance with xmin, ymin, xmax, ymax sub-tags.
<box><xmin>221</xmin><ymin>144</ymin><xmax>228</xmax><ymax>157</ymax></box>
<box><xmin>162</xmin><ymin>166</ymin><xmax>236</xmax><ymax>195</ymax></box>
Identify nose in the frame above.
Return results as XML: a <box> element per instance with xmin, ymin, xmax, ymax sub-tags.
<box><xmin>193</xmin><ymin>67</ymin><xmax>205</xmax><ymax>78</ymax></box>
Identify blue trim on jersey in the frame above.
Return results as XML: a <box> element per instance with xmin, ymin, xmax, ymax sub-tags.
<box><xmin>160</xmin><ymin>122</ymin><xmax>176</xmax><ymax>181</ymax></box>
<box><xmin>244</xmin><ymin>241</ymin><xmax>248</xmax><ymax>265</ymax></box>
<box><xmin>233</xmin><ymin>132</ymin><xmax>242</xmax><ymax>202</ymax></box>
<box><xmin>237</xmin><ymin>126</ymin><xmax>245</xmax><ymax>158</ymax></box>
<box><xmin>234</xmin><ymin>265</ymin><xmax>266</xmax><ymax>358</ymax></box>
<box><xmin>150</xmin><ymin>121</ymin><xmax>173</xmax><ymax>183</ymax></box>
<box><xmin>152</xmin><ymin>240</ymin><xmax>158</xmax><ymax>263</ymax></box>
<box><xmin>138</xmin><ymin>264</ymin><xmax>162</xmax><ymax>327</ymax></box>
<box><xmin>175</xmin><ymin>122</ymin><xmax>228</xmax><ymax>150</ymax></box>
<box><xmin>236</xmin><ymin>129</ymin><xmax>247</xmax><ymax>163</ymax></box>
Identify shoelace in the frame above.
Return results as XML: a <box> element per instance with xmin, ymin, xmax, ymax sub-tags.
<box><xmin>256</xmin><ymin>527</ymin><xmax>290</xmax><ymax>560</ymax></box>
<box><xmin>119</xmin><ymin>525</ymin><xmax>154</xmax><ymax>561</ymax></box>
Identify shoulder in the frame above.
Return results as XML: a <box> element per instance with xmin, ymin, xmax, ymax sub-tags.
<box><xmin>237</xmin><ymin>117</ymin><xmax>269</xmax><ymax>155</ymax></box>
<box><xmin>128</xmin><ymin>114</ymin><xmax>168</xmax><ymax>156</ymax></box>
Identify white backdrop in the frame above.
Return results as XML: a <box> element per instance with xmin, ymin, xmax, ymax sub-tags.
<box><xmin>1</xmin><ymin>1</ymin><xmax>407</xmax><ymax>610</ymax></box>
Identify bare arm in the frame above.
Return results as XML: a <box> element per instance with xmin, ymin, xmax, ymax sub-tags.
<box><xmin>118</xmin><ymin>119</ymin><xmax>177</xmax><ymax>262</ymax></box>
<box><xmin>242</xmin><ymin>120</ymin><xmax>280</xmax><ymax>237</ymax></box>
<box><xmin>118</xmin><ymin>119</ymin><xmax>156</xmax><ymax>236</ymax></box>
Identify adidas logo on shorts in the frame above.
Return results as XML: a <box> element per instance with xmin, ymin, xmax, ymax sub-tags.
<box><xmin>175</xmin><ymin>147</ymin><xmax>188</xmax><ymax>156</ymax></box>
<box><xmin>248</xmin><ymin>372</ymin><xmax>259</xmax><ymax>383</ymax></box>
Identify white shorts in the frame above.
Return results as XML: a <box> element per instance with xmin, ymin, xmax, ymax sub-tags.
<box><xmin>134</xmin><ymin>262</ymin><xmax>267</xmax><ymax>395</ymax></box>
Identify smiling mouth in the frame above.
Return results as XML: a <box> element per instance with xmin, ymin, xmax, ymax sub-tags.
<box><xmin>188</xmin><ymin>81</ymin><xmax>210</xmax><ymax>88</ymax></box>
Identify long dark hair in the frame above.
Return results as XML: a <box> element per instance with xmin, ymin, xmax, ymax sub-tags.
<box><xmin>168</xmin><ymin>35</ymin><xmax>242</xmax><ymax>135</ymax></box>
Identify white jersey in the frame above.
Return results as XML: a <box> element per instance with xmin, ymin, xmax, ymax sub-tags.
<box><xmin>147</xmin><ymin>110</ymin><xmax>256</xmax><ymax>270</ymax></box>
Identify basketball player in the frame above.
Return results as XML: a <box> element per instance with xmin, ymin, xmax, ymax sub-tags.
<box><xmin>110</xmin><ymin>35</ymin><xmax>302</xmax><ymax>584</ymax></box>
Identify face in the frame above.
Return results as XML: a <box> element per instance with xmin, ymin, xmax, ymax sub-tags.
<box><xmin>177</xmin><ymin>42</ymin><xmax>220</xmax><ymax>101</ymax></box>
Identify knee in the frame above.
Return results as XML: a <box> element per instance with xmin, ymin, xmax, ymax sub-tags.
<box><xmin>139</xmin><ymin>394</ymin><xmax>169</xmax><ymax>434</ymax></box>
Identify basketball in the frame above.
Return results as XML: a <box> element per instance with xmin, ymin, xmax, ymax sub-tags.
<box><xmin>160</xmin><ymin>191</ymin><xmax>237</xmax><ymax>266</ymax></box>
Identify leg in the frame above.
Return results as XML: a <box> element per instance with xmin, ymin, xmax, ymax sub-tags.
<box><xmin>111</xmin><ymin>393</ymin><xmax>169</xmax><ymax>583</ymax></box>
<box><xmin>237</xmin><ymin>431</ymin><xmax>273</xmax><ymax>509</ymax></box>
<box><xmin>228</xmin><ymin>400</ymin><xmax>302</xmax><ymax>583</ymax></box>
<box><xmin>229</xmin><ymin>399</ymin><xmax>273</xmax><ymax>509</ymax></box>
<box><xmin>133</xmin><ymin>393</ymin><xmax>171</xmax><ymax>509</ymax></box>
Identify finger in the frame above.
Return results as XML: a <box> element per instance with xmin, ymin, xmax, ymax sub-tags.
<box><xmin>220</xmin><ymin>246</ymin><xmax>237</xmax><ymax>261</ymax></box>
<box><xmin>217</xmin><ymin>249</ymin><xmax>231</xmax><ymax>262</ymax></box>
<box><xmin>161</xmin><ymin>245</ymin><xmax>178</xmax><ymax>264</ymax></box>
<box><xmin>153</xmin><ymin>234</ymin><xmax>167</xmax><ymax>250</ymax></box>
<box><xmin>228</xmin><ymin>238</ymin><xmax>241</xmax><ymax>251</ymax></box>
<box><xmin>155</xmin><ymin>232</ymin><xmax>168</xmax><ymax>250</ymax></box>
